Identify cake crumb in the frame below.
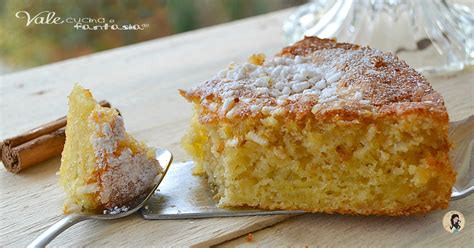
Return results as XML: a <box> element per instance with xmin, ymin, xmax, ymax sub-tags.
<box><xmin>247</xmin><ymin>233</ymin><xmax>254</xmax><ymax>242</ymax></box>
<box><xmin>192</xmin><ymin>164</ymin><xmax>205</xmax><ymax>175</ymax></box>
<box><xmin>248</xmin><ymin>54</ymin><xmax>266</xmax><ymax>65</ymax></box>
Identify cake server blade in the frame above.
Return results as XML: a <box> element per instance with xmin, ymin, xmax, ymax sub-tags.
<box><xmin>140</xmin><ymin>161</ymin><xmax>304</xmax><ymax>220</ymax></box>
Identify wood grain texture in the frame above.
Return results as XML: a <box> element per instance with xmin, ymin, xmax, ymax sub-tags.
<box><xmin>221</xmin><ymin>197</ymin><xmax>474</xmax><ymax>247</ymax></box>
<box><xmin>1</xmin><ymin>6</ymin><xmax>473</xmax><ymax>247</ymax></box>
<box><xmin>0</xmin><ymin>9</ymin><xmax>293</xmax><ymax>247</ymax></box>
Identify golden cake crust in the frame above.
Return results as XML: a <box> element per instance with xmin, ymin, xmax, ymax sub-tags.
<box><xmin>179</xmin><ymin>37</ymin><xmax>447</xmax><ymax>124</ymax></box>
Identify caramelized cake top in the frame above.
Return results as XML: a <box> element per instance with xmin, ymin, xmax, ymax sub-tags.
<box><xmin>180</xmin><ymin>37</ymin><xmax>446</xmax><ymax>122</ymax></box>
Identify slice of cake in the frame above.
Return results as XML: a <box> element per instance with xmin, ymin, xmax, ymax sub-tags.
<box><xmin>180</xmin><ymin>37</ymin><xmax>456</xmax><ymax>216</ymax></box>
<box><xmin>59</xmin><ymin>84</ymin><xmax>161</xmax><ymax>213</ymax></box>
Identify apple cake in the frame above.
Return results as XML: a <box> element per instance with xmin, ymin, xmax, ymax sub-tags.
<box><xmin>180</xmin><ymin>37</ymin><xmax>456</xmax><ymax>216</ymax></box>
<box><xmin>59</xmin><ymin>84</ymin><xmax>162</xmax><ymax>213</ymax></box>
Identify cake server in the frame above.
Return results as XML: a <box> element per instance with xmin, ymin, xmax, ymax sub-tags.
<box><xmin>28</xmin><ymin>148</ymin><xmax>173</xmax><ymax>248</ymax></box>
<box><xmin>141</xmin><ymin>115</ymin><xmax>473</xmax><ymax>220</ymax></box>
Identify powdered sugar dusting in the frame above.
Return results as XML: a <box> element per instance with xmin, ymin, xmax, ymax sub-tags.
<box><xmin>213</xmin><ymin>55</ymin><xmax>345</xmax><ymax>105</ymax></box>
<box><xmin>91</xmin><ymin>117</ymin><xmax>126</xmax><ymax>168</ymax></box>
<box><xmin>90</xmin><ymin>114</ymin><xmax>161</xmax><ymax>209</ymax></box>
<box><xmin>184</xmin><ymin>49</ymin><xmax>374</xmax><ymax>119</ymax></box>
<box><xmin>181</xmin><ymin>37</ymin><xmax>442</xmax><ymax>121</ymax></box>
<box><xmin>104</xmin><ymin>205</ymin><xmax>129</xmax><ymax>215</ymax></box>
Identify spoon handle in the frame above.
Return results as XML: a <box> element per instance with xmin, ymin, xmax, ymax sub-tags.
<box><xmin>28</xmin><ymin>214</ymin><xmax>87</xmax><ymax>248</ymax></box>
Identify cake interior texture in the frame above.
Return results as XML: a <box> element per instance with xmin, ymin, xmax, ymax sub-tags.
<box><xmin>183</xmin><ymin>109</ymin><xmax>453</xmax><ymax>215</ymax></box>
<box><xmin>181</xmin><ymin>37</ymin><xmax>455</xmax><ymax>216</ymax></box>
<box><xmin>59</xmin><ymin>85</ymin><xmax>161</xmax><ymax>213</ymax></box>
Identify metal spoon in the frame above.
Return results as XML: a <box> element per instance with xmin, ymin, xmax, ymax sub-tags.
<box><xmin>28</xmin><ymin>148</ymin><xmax>173</xmax><ymax>248</ymax></box>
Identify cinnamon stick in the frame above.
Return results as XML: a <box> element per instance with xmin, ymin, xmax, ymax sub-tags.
<box><xmin>1</xmin><ymin>100</ymin><xmax>113</xmax><ymax>173</ymax></box>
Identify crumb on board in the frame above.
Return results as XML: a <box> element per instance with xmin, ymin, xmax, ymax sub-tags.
<box><xmin>247</xmin><ymin>232</ymin><xmax>254</xmax><ymax>242</ymax></box>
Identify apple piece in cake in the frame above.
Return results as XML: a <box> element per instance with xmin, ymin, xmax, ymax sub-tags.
<box><xmin>180</xmin><ymin>37</ymin><xmax>455</xmax><ymax>216</ymax></box>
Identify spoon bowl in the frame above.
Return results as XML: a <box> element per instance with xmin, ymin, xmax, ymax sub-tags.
<box><xmin>28</xmin><ymin>148</ymin><xmax>173</xmax><ymax>248</ymax></box>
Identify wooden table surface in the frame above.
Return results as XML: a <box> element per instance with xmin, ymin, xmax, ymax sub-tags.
<box><xmin>1</xmin><ymin>8</ymin><xmax>473</xmax><ymax>247</ymax></box>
